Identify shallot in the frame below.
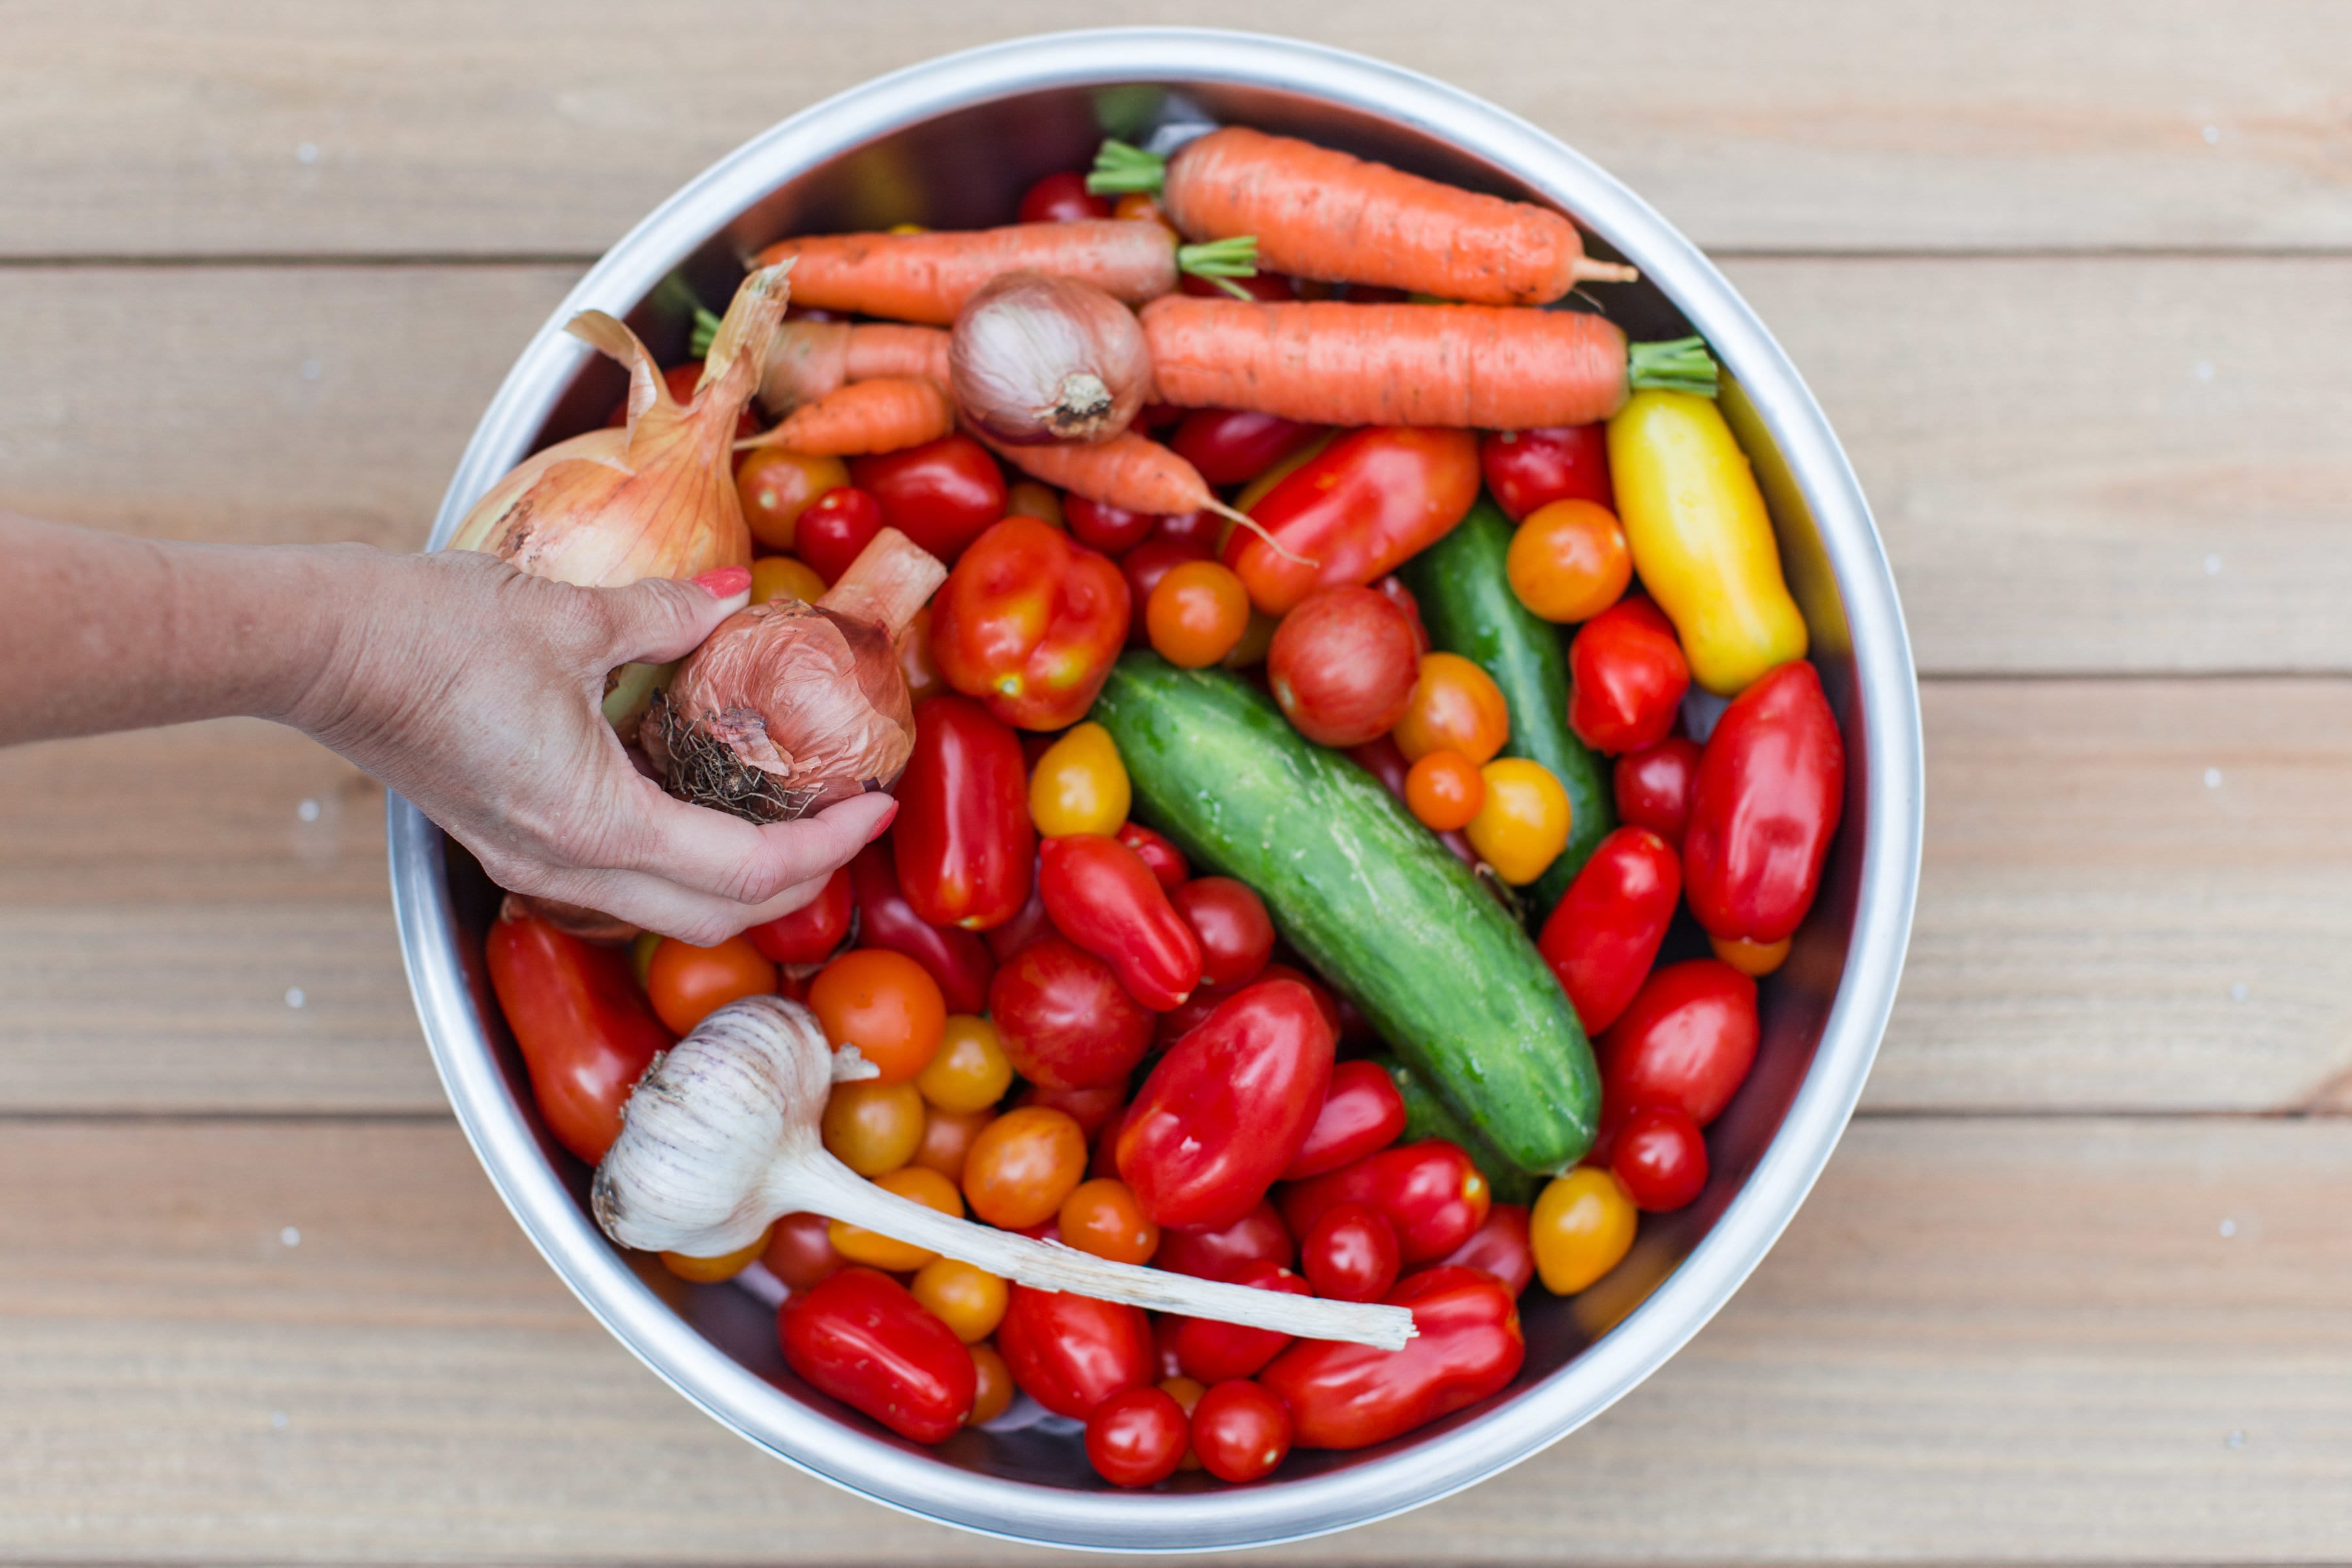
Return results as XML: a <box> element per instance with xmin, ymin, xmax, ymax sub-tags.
<box><xmin>950</xmin><ymin>272</ymin><xmax>1152</xmax><ymax>446</ymax></box>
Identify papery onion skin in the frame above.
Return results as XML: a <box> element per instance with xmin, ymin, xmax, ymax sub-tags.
<box><xmin>951</xmin><ymin>272</ymin><xmax>1152</xmax><ymax>447</ymax></box>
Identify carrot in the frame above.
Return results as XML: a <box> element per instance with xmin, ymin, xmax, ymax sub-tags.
<box><xmin>693</xmin><ymin>313</ymin><xmax>953</xmax><ymax>416</ymax></box>
<box><xmin>1090</xmin><ymin>127</ymin><xmax>1639</xmax><ymax>307</ymax></box>
<box><xmin>747</xmin><ymin>221</ymin><xmax>1260</xmax><ymax>326</ymax></box>
<box><xmin>740</xmin><ymin>378</ymin><xmax>954</xmax><ymax>457</ymax></box>
<box><xmin>968</xmin><ymin>427</ymin><xmax>1311</xmax><ymax>567</ymax></box>
<box><xmin>1139</xmin><ymin>297</ymin><xmax>1716</xmax><ymax>430</ymax></box>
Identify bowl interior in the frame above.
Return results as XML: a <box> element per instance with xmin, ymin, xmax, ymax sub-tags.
<box><xmin>410</xmin><ymin>38</ymin><xmax>1907</xmax><ymax>1548</ymax></box>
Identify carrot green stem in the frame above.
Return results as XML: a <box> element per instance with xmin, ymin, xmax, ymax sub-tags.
<box><xmin>1086</xmin><ymin>138</ymin><xmax>1168</xmax><ymax>197</ymax></box>
<box><xmin>1626</xmin><ymin>336</ymin><xmax>1720</xmax><ymax>399</ymax></box>
<box><xmin>689</xmin><ymin>306</ymin><xmax>724</xmax><ymax>361</ymax></box>
<box><xmin>1177</xmin><ymin>235</ymin><xmax>1258</xmax><ymax>282</ymax></box>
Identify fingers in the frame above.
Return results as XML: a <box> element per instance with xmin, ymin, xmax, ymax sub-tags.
<box><xmin>595</xmin><ymin>568</ymin><xmax>753</xmax><ymax>668</ymax></box>
<box><xmin>606</xmin><ymin>779</ymin><xmax>898</xmax><ymax>907</ymax></box>
<box><xmin>529</xmin><ymin>866</ymin><xmax>810</xmax><ymax>947</ymax></box>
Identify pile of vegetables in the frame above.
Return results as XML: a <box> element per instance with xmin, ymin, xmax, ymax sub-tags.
<box><xmin>467</xmin><ymin>123</ymin><xmax>1846</xmax><ymax>1488</ymax></box>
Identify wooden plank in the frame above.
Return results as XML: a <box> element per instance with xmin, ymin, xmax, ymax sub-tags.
<box><xmin>5</xmin><ymin>1</ymin><xmax>2347</xmax><ymax>258</ymax></box>
<box><xmin>3</xmin><ymin>679</ymin><xmax>2346</xmax><ymax>1117</ymax></box>
<box><xmin>1</xmin><ymin>1115</ymin><xmax>2344</xmax><ymax>1563</ymax></box>
<box><xmin>8</xmin><ymin>256</ymin><xmax>2349</xmax><ymax>676</ymax></box>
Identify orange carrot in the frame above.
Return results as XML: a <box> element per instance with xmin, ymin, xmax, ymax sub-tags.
<box><xmin>1090</xmin><ymin>127</ymin><xmax>1639</xmax><ymax>306</ymax></box>
<box><xmin>968</xmin><ymin>427</ymin><xmax>1310</xmax><ymax>567</ymax></box>
<box><xmin>744</xmin><ymin>378</ymin><xmax>954</xmax><ymax>457</ymax></box>
<box><xmin>727</xmin><ymin>320</ymin><xmax>951</xmax><ymax>416</ymax></box>
<box><xmin>1139</xmin><ymin>297</ymin><xmax>1716</xmax><ymax>429</ymax></box>
<box><xmin>749</xmin><ymin>222</ymin><xmax>1258</xmax><ymax>326</ymax></box>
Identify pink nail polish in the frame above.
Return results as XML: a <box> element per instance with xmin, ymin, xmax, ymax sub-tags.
<box><xmin>691</xmin><ymin>566</ymin><xmax>752</xmax><ymax>599</ymax></box>
<box><xmin>865</xmin><ymin>801</ymin><xmax>900</xmax><ymax>843</ymax></box>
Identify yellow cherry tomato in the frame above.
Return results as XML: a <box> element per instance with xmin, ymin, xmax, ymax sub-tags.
<box><xmin>1160</xmin><ymin>1373</ymin><xmax>1208</xmax><ymax>1469</ymax></box>
<box><xmin>961</xmin><ymin>1106</ymin><xmax>1087</xmax><ymax>1230</ymax></box>
<box><xmin>819</xmin><ymin>1079</ymin><xmax>926</xmax><ymax>1177</ymax></box>
<box><xmin>1607</xmin><ymin>389</ymin><xmax>1808</xmax><ymax>696</ymax></box>
<box><xmin>630</xmin><ymin>929</ymin><xmax>661</xmax><ymax>988</ymax></box>
<box><xmin>660</xmin><ymin>1223</ymin><xmax>774</xmax><ymax>1284</ymax></box>
<box><xmin>1027</xmin><ymin>721</ymin><xmax>1130</xmax><ymax>837</ymax></box>
<box><xmin>911</xmin><ymin>1257</ymin><xmax>1009</xmax><ymax>1343</ymax></box>
<box><xmin>1530</xmin><ymin>1168</ymin><xmax>1639</xmax><ymax>1294</ymax></box>
<box><xmin>1712</xmin><ymin>934</ymin><xmax>1792</xmax><ymax>976</ymax></box>
<box><xmin>1393</xmin><ymin>652</ymin><xmax>1510</xmax><ymax>764</ymax></box>
<box><xmin>887</xmin><ymin>221</ymin><xmax>929</xmax><ymax>235</ymax></box>
<box><xmin>828</xmin><ymin>1164</ymin><xmax>962</xmax><ymax>1271</ymax></box>
<box><xmin>1466</xmin><ymin>758</ymin><xmax>1571</xmax><ymax>885</ymax></box>
<box><xmin>750</xmin><ymin>554</ymin><xmax>826</xmax><ymax>606</ymax></box>
<box><xmin>968</xmin><ymin>1342</ymin><xmax>1015</xmax><ymax>1426</ymax></box>
<box><xmin>915</xmin><ymin>1015</ymin><xmax>1015</xmax><ymax>1113</ymax></box>
<box><xmin>1005</xmin><ymin>480</ymin><xmax>1064</xmax><ymax>529</ymax></box>
<box><xmin>1506</xmin><ymin>498</ymin><xmax>1633</xmax><ymax>623</ymax></box>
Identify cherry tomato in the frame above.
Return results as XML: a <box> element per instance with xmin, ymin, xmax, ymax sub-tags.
<box><xmin>1569</xmin><ymin>596</ymin><xmax>1691</xmax><ymax>755</ymax></box>
<box><xmin>1258</xmin><ymin>1266</ymin><xmax>1524</xmax><ymax>1450</ymax></box>
<box><xmin>1712</xmin><ymin>934</ymin><xmax>1791</xmax><ymax>975</ymax></box>
<box><xmin>828</xmin><ymin>1164</ymin><xmax>962</xmax><ymax>1271</ymax></box>
<box><xmin>988</xmin><ymin>936</ymin><xmax>1154</xmax><ymax>1090</ymax></box>
<box><xmin>1116</xmin><ymin>821</ymin><xmax>1189</xmax><ymax>890</ymax></box>
<box><xmin>1479</xmin><ymin>424</ymin><xmax>1614</xmax><ymax>521</ymax></box>
<box><xmin>968</xmin><ymin>1341</ymin><xmax>1015</xmax><ymax>1425</ymax></box>
<box><xmin>1004</xmin><ymin>478</ymin><xmax>1064</xmax><ymax>529</ymax></box>
<box><xmin>1113</xmin><ymin>191</ymin><xmax>1174</xmax><ymax>230</ymax></box>
<box><xmin>1681</xmin><ymin>659</ymin><xmax>1846</xmax><ymax>944</ymax></box>
<box><xmin>644</xmin><ymin>934</ymin><xmax>776</xmax><ymax>1036</ymax></box>
<box><xmin>1146</xmin><ymin>560</ymin><xmax>1253</xmax><ymax>669</ymax></box>
<box><xmin>820</xmin><ymin>1079</ymin><xmax>926</xmax><ymax>1177</ymax></box>
<box><xmin>1169</xmin><ymin>408</ymin><xmax>1323</xmax><ymax>487</ymax></box>
<box><xmin>1614</xmin><ymin>736</ymin><xmax>1703</xmax><ymax>847</ymax></box>
<box><xmin>483</xmin><ymin>909</ymin><xmax>670</xmax><ymax>1165</ymax></box>
<box><xmin>661</xmin><ymin>1224</ymin><xmax>772</xmax><ymax>1284</ymax></box>
<box><xmin>1222</xmin><ymin>609</ymin><xmax>1279</xmax><ymax>669</ymax></box>
<box><xmin>910</xmin><ymin>1105</ymin><xmax>990</xmax><ymax>1184</ymax></box>
<box><xmin>895</xmin><ymin>694</ymin><xmax>1035</xmax><ymax>932</ymax></box>
<box><xmin>1467</xmin><ymin>758</ymin><xmax>1572</xmax><ymax>886</ymax></box>
<box><xmin>911</xmin><ymin>1257</ymin><xmax>1008</xmax><ymax>1343</ymax></box>
<box><xmin>1154</xmin><ymin>1200</ymin><xmax>1295</xmax><ymax>1281</ymax></box>
<box><xmin>996</xmin><ymin>1285</ymin><xmax>1153</xmax><ymax>1418</ymax></box>
<box><xmin>1173</xmin><ymin>1260</ymin><xmax>1311</xmax><ymax>1382</ymax></box>
<box><xmin>1120</xmin><ymin>538</ymin><xmax>1212</xmax><ymax>647</ymax></box>
<box><xmin>1439</xmin><ymin>1202</ymin><xmax>1536</xmax><ymax>1296</ymax></box>
<box><xmin>1190</xmin><ymin>1380</ymin><xmax>1293</xmax><ymax>1483</ymax></box>
<box><xmin>1610</xmin><ymin>1104</ymin><xmax>1709</xmax><ymax>1212</ymax></box>
<box><xmin>1299</xmin><ymin>1201</ymin><xmax>1400</xmax><ymax>1303</ymax></box>
<box><xmin>808</xmin><ymin>947</ymin><xmax>946</xmax><ymax>1083</ymax></box>
<box><xmin>1507</xmin><ymin>498</ymin><xmax>1633</xmax><ymax>623</ymax></box>
<box><xmin>792</xmin><ymin>485</ymin><xmax>885</xmax><ymax>584</ymax></box>
<box><xmin>898</xmin><ymin>602</ymin><xmax>945</xmax><ymax>701</ymax></box>
<box><xmin>1282</xmin><ymin>1058</ymin><xmax>1409</xmax><ymax>1181</ymax></box>
<box><xmin>1393</xmin><ymin>652</ymin><xmax>1511</xmax><ymax>764</ymax></box>
<box><xmin>1537</xmin><ymin>826</ymin><xmax>1682</xmax><ymax>1036</ymax></box>
<box><xmin>851</xmin><ymin>433</ymin><xmax>1008</xmax><ymax>565</ymax></box>
<box><xmin>780</xmin><ymin>1268</ymin><xmax>975</xmax><ymax>1444</ymax></box>
<box><xmin>1159</xmin><ymin>1373</ymin><xmax>1207</xmax><ymax>1467</ymax></box>
<box><xmin>1065</xmin><ymin>493</ymin><xmax>1159</xmax><ymax>554</ymax></box>
<box><xmin>1529</xmin><ymin>1169</ymin><xmax>1637</xmax><ymax>1293</ymax></box>
<box><xmin>1060</xmin><ymin>1178</ymin><xmax>1161</xmax><ymax>1265</ymax></box>
<box><xmin>746</xmin><ymin>866</ymin><xmax>853</xmax><ymax>968</ymax></box>
<box><xmin>914</xmin><ymin>1014</ymin><xmax>1012</xmax><ymax>1113</ymax></box>
<box><xmin>1403</xmin><ymin>749</ymin><xmax>1484</xmax><ymax>831</ymax></box>
<box><xmin>737</xmin><ymin>449</ymin><xmax>849</xmax><ymax>552</ymax></box>
<box><xmin>1017</xmin><ymin>169</ymin><xmax>1110</xmax><ymax>223</ymax></box>
<box><xmin>960</xmin><ymin>1105</ymin><xmax>1088</xmax><ymax>1230</ymax></box>
<box><xmin>1281</xmin><ymin>1140</ymin><xmax>1492</xmax><ymax>1264</ymax></box>
<box><xmin>1152</xmin><ymin>507</ymin><xmax>1225</xmax><ymax>555</ymax></box>
<box><xmin>1015</xmin><ymin>1081</ymin><xmax>1128</xmax><ymax>1141</ymax></box>
<box><xmin>1345</xmin><ymin>736</ymin><xmax>1481</xmax><ymax>871</ymax></box>
<box><xmin>1266</xmin><ymin>585</ymin><xmax>1420</xmax><ymax>747</ymax></box>
<box><xmin>848</xmin><ymin>843</ymin><xmax>995</xmax><ymax>1015</ymax></box>
<box><xmin>1170</xmin><ymin>877</ymin><xmax>1275</xmax><ymax>990</ymax></box>
<box><xmin>984</xmin><ymin>869</ymin><xmax>1056</xmax><ymax>964</ymax></box>
<box><xmin>749</xmin><ymin>553</ymin><xmax>825</xmax><ymax>606</ymax></box>
<box><xmin>1086</xmin><ymin>1386</ymin><xmax>1189</xmax><ymax>1486</ymax></box>
<box><xmin>762</xmin><ymin>1211</ymin><xmax>844</xmax><ymax>1291</ymax></box>
<box><xmin>1375</xmin><ymin>574</ymin><xmax>1431</xmax><ymax>655</ymax></box>
<box><xmin>1028</xmin><ymin>721</ymin><xmax>1130</xmax><ymax>838</ymax></box>
<box><xmin>1597</xmin><ymin>958</ymin><xmax>1759</xmax><ymax>1137</ymax></box>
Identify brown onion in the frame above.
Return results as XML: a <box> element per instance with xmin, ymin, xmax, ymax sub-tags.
<box><xmin>949</xmin><ymin>271</ymin><xmax>1151</xmax><ymax>445</ymax></box>
<box><xmin>645</xmin><ymin>529</ymin><xmax>946</xmax><ymax>823</ymax></box>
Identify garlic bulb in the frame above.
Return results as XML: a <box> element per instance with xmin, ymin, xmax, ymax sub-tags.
<box><xmin>594</xmin><ymin>996</ymin><xmax>1416</xmax><ymax>1350</ymax></box>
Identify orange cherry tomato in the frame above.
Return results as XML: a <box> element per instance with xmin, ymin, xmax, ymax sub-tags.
<box><xmin>1059</xmin><ymin>1177</ymin><xmax>1162</xmax><ymax>1265</ymax></box>
<box><xmin>911</xmin><ymin>1105</ymin><xmax>992</xmax><ymax>1184</ymax></box>
<box><xmin>736</xmin><ymin>448</ymin><xmax>849</xmax><ymax>552</ymax></box>
<box><xmin>808</xmin><ymin>948</ymin><xmax>947</xmax><ymax>1083</ymax></box>
<box><xmin>820</xmin><ymin>1079</ymin><xmax>926</xmax><ymax>1177</ymax></box>
<box><xmin>1529</xmin><ymin>1168</ymin><xmax>1637</xmax><ymax>1294</ymax></box>
<box><xmin>1147</xmin><ymin>560</ymin><xmax>1252</xmax><ymax>669</ymax></box>
<box><xmin>1506</xmin><ymin>498</ymin><xmax>1633</xmax><ymax>623</ymax></box>
<box><xmin>660</xmin><ymin>1222</ymin><xmax>773</xmax><ymax>1283</ymax></box>
<box><xmin>1711</xmin><ymin>934</ymin><xmax>1793</xmax><ymax>976</ymax></box>
<box><xmin>1404</xmin><ymin>749</ymin><xmax>1485</xmax><ymax>831</ymax></box>
<box><xmin>969</xmin><ymin>1341</ymin><xmax>1015</xmax><ymax>1426</ymax></box>
<box><xmin>1113</xmin><ymin>191</ymin><xmax>1176</xmax><ymax>232</ymax></box>
<box><xmin>961</xmin><ymin>1105</ymin><xmax>1088</xmax><ymax>1230</ymax></box>
<box><xmin>644</xmin><ymin>934</ymin><xmax>776</xmax><ymax>1036</ymax></box>
<box><xmin>1392</xmin><ymin>652</ymin><xmax>1511</xmax><ymax>764</ymax></box>
<box><xmin>749</xmin><ymin>554</ymin><xmax>825</xmax><ymax>606</ymax></box>
<box><xmin>829</xmin><ymin>1164</ymin><xmax>962</xmax><ymax>1271</ymax></box>
<box><xmin>1467</xmin><ymin>758</ymin><xmax>1573</xmax><ymax>885</ymax></box>
<box><xmin>1004</xmin><ymin>480</ymin><xmax>1065</xmax><ymax>529</ymax></box>
<box><xmin>911</xmin><ymin>1257</ymin><xmax>1009</xmax><ymax>1343</ymax></box>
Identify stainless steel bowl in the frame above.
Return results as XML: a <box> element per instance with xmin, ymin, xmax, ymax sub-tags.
<box><xmin>391</xmin><ymin>27</ymin><xmax>1921</xmax><ymax>1552</ymax></box>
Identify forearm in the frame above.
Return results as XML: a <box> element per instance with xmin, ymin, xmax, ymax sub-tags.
<box><xmin>0</xmin><ymin>513</ymin><xmax>347</xmax><ymax>745</ymax></box>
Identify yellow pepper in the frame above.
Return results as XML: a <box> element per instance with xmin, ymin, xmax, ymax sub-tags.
<box><xmin>1607</xmin><ymin>390</ymin><xmax>1808</xmax><ymax>697</ymax></box>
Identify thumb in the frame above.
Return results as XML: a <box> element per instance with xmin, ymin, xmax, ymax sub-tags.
<box><xmin>598</xmin><ymin>566</ymin><xmax>753</xmax><ymax>666</ymax></box>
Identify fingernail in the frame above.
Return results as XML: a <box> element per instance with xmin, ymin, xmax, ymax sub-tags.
<box><xmin>864</xmin><ymin>801</ymin><xmax>899</xmax><ymax>843</ymax></box>
<box><xmin>691</xmin><ymin>566</ymin><xmax>752</xmax><ymax>599</ymax></box>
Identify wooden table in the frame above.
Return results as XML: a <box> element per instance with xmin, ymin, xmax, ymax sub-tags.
<box><xmin>5</xmin><ymin>3</ymin><xmax>2349</xmax><ymax>1561</ymax></box>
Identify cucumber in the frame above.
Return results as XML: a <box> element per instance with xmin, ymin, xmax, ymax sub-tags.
<box><xmin>1092</xmin><ymin>653</ymin><xmax>1597</xmax><ymax>1173</ymax></box>
<box><xmin>1375</xmin><ymin>1054</ymin><xmax>1538</xmax><ymax>1207</ymax></box>
<box><xmin>1396</xmin><ymin>496</ymin><xmax>1614</xmax><ymax>921</ymax></box>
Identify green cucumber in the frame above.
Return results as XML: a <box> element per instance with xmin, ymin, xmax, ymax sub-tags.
<box><xmin>1375</xmin><ymin>1054</ymin><xmax>1538</xmax><ymax>1207</ymax></box>
<box><xmin>1396</xmin><ymin>496</ymin><xmax>1614</xmax><ymax>921</ymax></box>
<box><xmin>1092</xmin><ymin>653</ymin><xmax>1597</xmax><ymax>1174</ymax></box>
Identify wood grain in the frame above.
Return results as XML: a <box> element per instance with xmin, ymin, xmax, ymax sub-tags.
<box><xmin>1</xmin><ymin>1115</ymin><xmax>2344</xmax><ymax>1563</ymax></box>
<box><xmin>7</xmin><ymin>1</ymin><xmax>2349</xmax><ymax>259</ymax></box>
<box><xmin>7</xmin><ymin>257</ymin><xmax>2349</xmax><ymax>676</ymax></box>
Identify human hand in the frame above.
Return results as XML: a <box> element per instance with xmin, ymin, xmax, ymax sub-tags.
<box><xmin>289</xmin><ymin>549</ymin><xmax>894</xmax><ymax>943</ymax></box>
